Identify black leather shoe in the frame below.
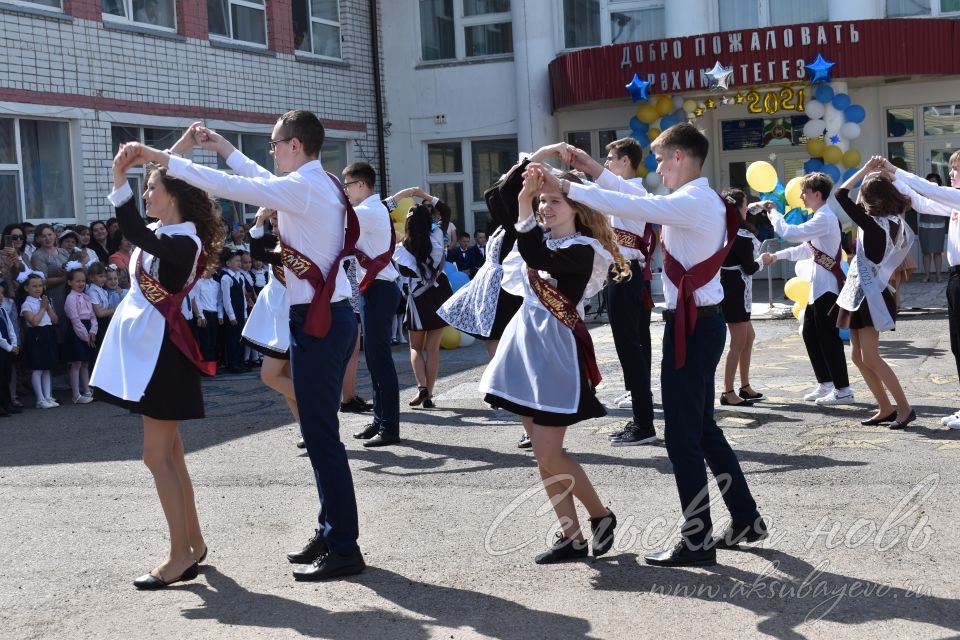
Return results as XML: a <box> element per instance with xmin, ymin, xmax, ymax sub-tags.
<box><xmin>720</xmin><ymin>392</ymin><xmax>754</xmax><ymax>407</ymax></box>
<box><xmin>352</xmin><ymin>423</ymin><xmax>379</xmax><ymax>440</ymax></box>
<box><xmin>861</xmin><ymin>410</ymin><xmax>897</xmax><ymax>426</ymax></box>
<box><xmin>889</xmin><ymin>409</ymin><xmax>917</xmax><ymax>430</ymax></box>
<box><xmin>287</xmin><ymin>530</ymin><xmax>329</xmax><ymax>564</ymax></box>
<box><xmin>644</xmin><ymin>540</ymin><xmax>716</xmax><ymax>567</ymax></box>
<box><xmin>535</xmin><ymin>532</ymin><xmax>589</xmax><ymax>565</ymax></box>
<box><xmin>340</xmin><ymin>397</ymin><xmax>371</xmax><ymax>413</ymax></box>
<box><xmin>590</xmin><ymin>510</ymin><xmax>617</xmax><ymax>557</ymax></box>
<box><xmin>363</xmin><ymin>432</ymin><xmax>400</xmax><ymax>447</ymax></box>
<box><xmin>738</xmin><ymin>386</ymin><xmax>763</xmax><ymax>400</ymax></box>
<box><xmin>713</xmin><ymin>517</ymin><xmax>769</xmax><ymax>550</ymax></box>
<box><xmin>292</xmin><ymin>549</ymin><xmax>365</xmax><ymax>581</ymax></box>
<box><xmin>133</xmin><ymin>562</ymin><xmax>199</xmax><ymax>590</ymax></box>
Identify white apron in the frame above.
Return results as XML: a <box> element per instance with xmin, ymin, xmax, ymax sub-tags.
<box><xmin>241</xmin><ymin>270</ymin><xmax>289</xmax><ymax>355</ymax></box>
<box><xmin>437</xmin><ymin>225</ymin><xmax>507</xmax><ymax>336</ymax></box>
<box><xmin>91</xmin><ymin>221</ymin><xmax>200</xmax><ymax>401</ymax></box>
<box><xmin>479</xmin><ymin>234</ymin><xmax>611</xmax><ymax>414</ymax></box>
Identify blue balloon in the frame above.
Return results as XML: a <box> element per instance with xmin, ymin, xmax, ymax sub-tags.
<box><xmin>831</xmin><ymin>93</ymin><xmax>851</xmax><ymax>111</ymax></box>
<box><xmin>844</xmin><ymin>104</ymin><xmax>866</xmax><ymax>124</ymax></box>
<box><xmin>638</xmin><ymin>135</ymin><xmax>650</xmax><ymax>148</ymax></box>
<box><xmin>659</xmin><ymin>114</ymin><xmax>678</xmax><ymax>129</ymax></box>
<box><xmin>842</xmin><ymin>167</ymin><xmax>858</xmax><ymax>181</ymax></box>
<box><xmin>444</xmin><ymin>262</ymin><xmax>459</xmax><ymax>279</ymax></box>
<box><xmin>841</xmin><ymin>260</ymin><xmax>849</xmax><ymax>275</ymax></box>
<box><xmin>630</xmin><ymin>116</ymin><xmax>641</xmax><ymax>131</ymax></box>
<box><xmin>804</xmin><ymin>158</ymin><xmax>824</xmax><ymax>173</ymax></box>
<box><xmin>814</xmin><ymin>85</ymin><xmax>835</xmax><ymax>103</ymax></box>
<box><xmin>644</xmin><ymin>153</ymin><xmax>658</xmax><ymax>171</ymax></box>
<box><xmin>822</xmin><ymin>164</ymin><xmax>841</xmax><ymax>182</ymax></box>
<box><xmin>448</xmin><ymin>271</ymin><xmax>469</xmax><ymax>292</ymax></box>
<box><xmin>838</xmin><ymin>327</ymin><xmax>850</xmax><ymax>342</ymax></box>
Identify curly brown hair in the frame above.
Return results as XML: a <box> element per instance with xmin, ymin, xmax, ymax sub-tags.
<box><xmin>557</xmin><ymin>172</ymin><xmax>632</xmax><ymax>282</ymax></box>
<box><xmin>148</xmin><ymin>166</ymin><xmax>225</xmax><ymax>276</ymax></box>
<box><xmin>859</xmin><ymin>174</ymin><xmax>911</xmax><ymax>217</ymax></box>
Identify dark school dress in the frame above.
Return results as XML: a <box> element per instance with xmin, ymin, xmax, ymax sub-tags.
<box><xmin>720</xmin><ymin>228</ymin><xmax>761</xmax><ymax>324</ymax></box>
<box><xmin>483</xmin><ymin>159</ymin><xmax>526</xmax><ymax>340</ymax></box>
<box><xmin>21</xmin><ymin>299</ymin><xmax>58</xmax><ymax>371</ymax></box>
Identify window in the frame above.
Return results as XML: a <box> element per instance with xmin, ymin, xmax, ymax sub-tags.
<box><xmin>292</xmin><ymin>0</ymin><xmax>341</xmax><ymax>58</ymax></box>
<box><xmin>886</xmin><ymin>107</ymin><xmax>915</xmax><ymax>138</ymax></box>
<box><xmin>111</xmin><ymin>125</ymin><xmax>183</xmax><ymax>213</ymax></box>
<box><xmin>419</xmin><ymin>0</ymin><xmax>512</xmax><ymax>62</ymax></box>
<box><xmin>0</xmin><ymin>118</ymin><xmax>74</xmax><ymax>226</ymax></box>
<box><xmin>321</xmin><ymin>139</ymin><xmax>349</xmax><ymax>176</ymax></box>
<box><xmin>471</xmin><ymin>138</ymin><xmax>516</xmax><ymax>232</ymax></box>
<box><xmin>943</xmin><ymin>0</ymin><xmax>960</xmax><ymax>12</ymax></box>
<box><xmin>102</xmin><ymin>0</ymin><xmax>176</xmax><ymax>30</ymax></box>
<box><xmin>211</xmin><ymin>132</ymin><xmax>271</xmax><ymax>223</ymax></box>
<box><xmin>886</xmin><ymin>0</ymin><xmax>930</xmax><ymax>16</ymax></box>
<box><xmin>718</xmin><ymin>0</ymin><xmax>758</xmax><ymax>31</ymax></box>
<box><xmin>566</xmin><ymin>128</ymin><xmax>634</xmax><ymax>162</ymax></box>
<box><xmin>923</xmin><ymin>104</ymin><xmax>960</xmax><ymax>136</ymax></box>
<box><xmin>208</xmin><ymin>0</ymin><xmax>266</xmax><ymax>46</ymax></box>
<box><xmin>563</xmin><ymin>0</ymin><xmax>663</xmax><ymax>50</ymax></box>
<box><xmin>768</xmin><ymin>0</ymin><xmax>826</xmax><ymax>26</ymax></box>
<box><xmin>10</xmin><ymin>0</ymin><xmax>62</xmax><ymax>9</ymax></box>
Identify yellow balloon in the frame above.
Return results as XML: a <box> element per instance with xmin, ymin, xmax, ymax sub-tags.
<box><xmin>636</xmin><ymin>103</ymin><xmax>660</xmax><ymax>124</ymax></box>
<box><xmin>792</xmin><ymin>301</ymin><xmax>803</xmax><ymax>320</ymax></box>
<box><xmin>390</xmin><ymin>197</ymin><xmax>416</xmax><ymax>223</ymax></box>
<box><xmin>647</xmin><ymin>127</ymin><xmax>661</xmax><ymax>142</ymax></box>
<box><xmin>823</xmin><ymin>145</ymin><xmax>843</xmax><ymax>166</ymax></box>
<box><xmin>842</xmin><ymin>149</ymin><xmax>862</xmax><ymax>168</ymax></box>
<box><xmin>784</xmin><ymin>176</ymin><xmax>804</xmax><ymax>209</ymax></box>
<box><xmin>746</xmin><ymin>161</ymin><xmax>778</xmax><ymax>193</ymax></box>
<box><xmin>655</xmin><ymin>94</ymin><xmax>673</xmax><ymax>116</ymax></box>
<box><xmin>682</xmin><ymin>99</ymin><xmax>697</xmax><ymax>113</ymax></box>
<box><xmin>806</xmin><ymin>138</ymin><xmax>825</xmax><ymax>158</ymax></box>
<box><xmin>784</xmin><ymin>277</ymin><xmax>811</xmax><ymax>304</ymax></box>
<box><xmin>636</xmin><ymin>164</ymin><xmax>649</xmax><ymax>178</ymax></box>
<box><xmin>439</xmin><ymin>326</ymin><xmax>461</xmax><ymax>349</ymax></box>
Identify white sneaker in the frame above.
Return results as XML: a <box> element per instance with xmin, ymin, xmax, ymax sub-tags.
<box><xmin>947</xmin><ymin>418</ymin><xmax>960</xmax><ymax>430</ymax></box>
<box><xmin>81</xmin><ymin>390</ymin><xmax>94</xmax><ymax>398</ymax></box>
<box><xmin>45</xmin><ymin>397</ymin><xmax>60</xmax><ymax>407</ymax></box>
<box><xmin>36</xmin><ymin>399</ymin><xmax>56</xmax><ymax>409</ymax></box>
<box><xmin>803</xmin><ymin>384</ymin><xmax>834</xmax><ymax>402</ymax></box>
<box><xmin>73</xmin><ymin>395</ymin><xmax>93</xmax><ymax>404</ymax></box>
<box><xmin>814</xmin><ymin>388</ymin><xmax>855</xmax><ymax>406</ymax></box>
<box><xmin>941</xmin><ymin>410</ymin><xmax>960</xmax><ymax>426</ymax></box>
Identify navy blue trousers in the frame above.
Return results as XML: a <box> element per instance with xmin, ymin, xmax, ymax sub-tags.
<box><xmin>605</xmin><ymin>264</ymin><xmax>654</xmax><ymax>428</ymax></box>
<box><xmin>361</xmin><ymin>279</ymin><xmax>402</xmax><ymax>436</ymax></box>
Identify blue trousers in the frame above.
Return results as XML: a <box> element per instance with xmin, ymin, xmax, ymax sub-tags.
<box><xmin>361</xmin><ymin>279</ymin><xmax>402</xmax><ymax>436</ymax></box>
<box><xmin>289</xmin><ymin>301</ymin><xmax>360</xmax><ymax>555</ymax></box>
<box><xmin>661</xmin><ymin>312</ymin><xmax>760</xmax><ymax>546</ymax></box>
<box><xmin>605</xmin><ymin>263</ymin><xmax>654</xmax><ymax>428</ymax></box>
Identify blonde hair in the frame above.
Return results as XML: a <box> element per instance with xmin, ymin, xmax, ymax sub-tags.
<box><xmin>560</xmin><ymin>173</ymin><xmax>632</xmax><ymax>282</ymax></box>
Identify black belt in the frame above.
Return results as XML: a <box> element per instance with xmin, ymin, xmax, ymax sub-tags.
<box><xmin>661</xmin><ymin>303</ymin><xmax>723</xmax><ymax>320</ymax></box>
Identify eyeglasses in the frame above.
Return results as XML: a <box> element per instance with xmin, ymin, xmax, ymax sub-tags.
<box><xmin>268</xmin><ymin>137</ymin><xmax>293</xmax><ymax>151</ymax></box>
<box><xmin>343</xmin><ymin>180</ymin><xmax>361</xmax><ymax>189</ymax></box>
<box><xmin>9</xmin><ymin>234</ymin><xmax>22</xmax><ymax>239</ymax></box>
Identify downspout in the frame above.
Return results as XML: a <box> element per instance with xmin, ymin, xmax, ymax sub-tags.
<box><xmin>368</xmin><ymin>0</ymin><xmax>388</xmax><ymax>196</ymax></box>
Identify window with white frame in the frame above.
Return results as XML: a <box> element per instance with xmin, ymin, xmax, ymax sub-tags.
<box><xmin>563</xmin><ymin>0</ymin><xmax>663</xmax><ymax>50</ymax></box>
<box><xmin>565</xmin><ymin>128</ymin><xmax>632</xmax><ymax>163</ymax></box>
<box><xmin>719</xmin><ymin>0</ymin><xmax>827</xmax><ymax>31</ymax></box>
<box><xmin>885</xmin><ymin>0</ymin><xmax>960</xmax><ymax>15</ymax></box>
<box><xmin>320</xmin><ymin>139</ymin><xmax>349</xmax><ymax>176</ymax></box>
<box><xmin>419</xmin><ymin>0</ymin><xmax>512</xmax><ymax>62</ymax></box>
<box><xmin>208</xmin><ymin>0</ymin><xmax>266</xmax><ymax>46</ymax></box>
<box><xmin>102</xmin><ymin>0</ymin><xmax>176</xmax><ymax>30</ymax></box>
<box><xmin>111</xmin><ymin>125</ymin><xmax>181</xmax><ymax>213</ymax></box>
<box><xmin>0</xmin><ymin>118</ymin><xmax>74</xmax><ymax>227</ymax></box>
<box><xmin>9</xmin><ymin>0</ymin><xmax>62</xmax><ymax>9</ymax></box>
<box><xmin>292</xmin><ymin>0</ymin><xmax>341</xmax><ymax>58</ymax></box>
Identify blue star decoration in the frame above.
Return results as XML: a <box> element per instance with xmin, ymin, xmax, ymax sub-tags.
<box><xmin>830</xmin><ymin>135</ymin><xmax>841</xmax><ymax>144</ymax></box>
<box><xmin>625</xmin><ymin>73</ymin><xmax>651</xmax><ymax>102</ymax></box>
<box><xmin>805</xmin><ymin>54</ymin><xmax>836</xmax><ymax>84</ymax></box>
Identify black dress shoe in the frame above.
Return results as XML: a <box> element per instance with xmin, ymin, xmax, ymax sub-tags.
<box><xmin>535</xmin><ymin>532</ymin><xmax>589</xmax><ymax>565</ymax></box>
<box><xmin>287</xmin><ymin>530</ymin><xmax>329</xmax><ymax>564</ymax></box>
<box><xmin>3</xmin><ymin>405</ymin><xmax>22</xmax><ymax>414</ymax></box>
<box><xmin>861</xmin><ymin>410</ymin><xmax>897</xmax><ymax>426</ymax></box>
<box><xmin>713</xmin><ymin>517</ymin><xmax>769</xmax><ymax>550</ymax></box>
<box><xmin>720</xmin><ymin>392</ymin><xmax>754</xmax><ymax>407</ymax></box>
<box><xmin>889</xmin><ymin>409</ymin><xmax>917</xmax><ymax>430</ymax></box>
<box><xmin>133</xmin><ymin>562</ymin><xmax>199</xmax><ymax>590</ymax></box>
<box><xmin>644</xmin><ymin>540</ymin><xmax>716</xmax><ymax>567</ymax></box>
<box><xmin>738</xmin><ymin>386</ymin><xmax>763</xmax><ymax>400</ymax></box>
<box><xmin>340</xmin><ymin>397</ymin><xmax>371</xmax><ymax>413</ymax></box>
<box><xmin>363</xmin><ymin>432</ymin><xmax>400</xmax><ymax>447</ymax></box>
<box><xmin>590</xmin><ymin>510</ymin><xmax>617</xmax><ymax>557</ymax></box>
<box><xmin>292</xmin><ymin>549</ymin><xmax>365</xmax><ymax>581</ymax></box>
<box><xmin>352</xmin><ymin>423</ymin><xmax>379</xmax><ymax>440</ymax></box>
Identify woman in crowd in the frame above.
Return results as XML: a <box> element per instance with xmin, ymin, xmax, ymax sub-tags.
<box><xmin>0</xmin><ymin>224</ymin><xmax>28</xmax><ymax>291</ymax></box>
<box><xmin>918</xmin><ymin>173</ymin><xmax>948</xmax><ymax>282</ymax></box>
<box><xmin>29</xmin><ymin>223</ymin><xmax>69</xmax><ymax>324</ymax></box>
<box><xmin>88</xmin><ymin>220</ymin><xmax>112</xmax><ymax>263</ymax></box>
<box><xmin>109</xmin><ymin>234</ymin><xmax>134</xmax><ymax>271</ymax></box>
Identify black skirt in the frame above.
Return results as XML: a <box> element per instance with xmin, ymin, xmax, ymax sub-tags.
<box><xmin>22</xmin><ymin>325</ymin><xmax>58</xmax><ymax>371</ymax></box>
<box><xmin>95</xmin><ymin>325</ymin><xmax>205</xmax><ymax>420</ymax></box>
<box><xmin>720</xmin><ymin>270</ymin><xmax>751</xmax><ymax>324</ymax></box>
<box><xmin>241</xmin><ymin>335</ymin><xmax>289</xmax><ymax>360</ymax></box>
<box><xmin>833</xmin><ymin>289</ymin><xmax>897</xmax><ymax>330</ymax></box>
<box><xmin>487</xmin><ymin>289</ymin><xmax>524</xmax><ymax>341</ymax></box>
<box><xmin>405</xmin><ymin>273</ymin><xmax>453</xmax><ymax>332</ymax></box>
<box><xmin>62</xmin><ymin>319</ymin><xmax>96</xmax><ymax>363</ymax></box>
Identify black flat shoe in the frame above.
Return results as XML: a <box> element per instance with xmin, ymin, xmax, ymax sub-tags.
<box><xmin>713</xmin><ymin>517</ymin><xmax>769</xmax><ymax>550</ymax></box>
<box><xmin>340</xmin><ymin>397</ymin><xmax>371</xmax><ymax>414</ymax></box>
<box><xmin>353</xmin><ymin>423</ymin><xmax>379</xmax><ymax>440</ymax></box>
<box><xmin>408</xmin><ymin>386</ymin><xmax>429</xmax><ymax>407</ymax></box>
<box><xmin>644</xmin><ymin>540</ymin><xmax>716</xmax><ymax>567</ymax></box>
<box><xmin>590</xmin><ymin>510</ymin><xmax>617</xmax><ymax>558</ymax></box>
<box><xmin>738</xmin><ymin>386</ymin><xmax>763</xmax><ymax>400</ymax></box>
<box><xmin>720</xmin><ymin>392</ymin><xmax>753</xmax><ymax>407</ymax></box>
<box><xmin>889</xmin><ymin>409</ymin><xmax>917</xmax><ymax>430</ymax></box>
<box><xmin>861</xmin><ymin>410</ymin><xmax>898</xmax><ymax>426</ymax></box>
<box><xmin>362</xmin><ymin>432</ymin><xmax>400</xmax><ymax>448</ymax></box>
<box><xmin>535</xmin><ymin>532</ymin><xmax>589</xmax><ymax>565</ymax></box>
<box><xmin>293</xmin><ymin>549</ymin><xmax>365</xmax><ymax>581</ymax></box>
<box><xmin>287</xmin><ymin>530</ymin><xmax>329</xmax><ymax>564</ymax></box>
<box><xmin>133</xmin><ymin>562</ymin><xmax>199</xmax><ymax>590</ymax></box>
<box><xmin>421</xmin><ymin>395</ymin><xmax>435</xmax><ymax>409</ymax></box>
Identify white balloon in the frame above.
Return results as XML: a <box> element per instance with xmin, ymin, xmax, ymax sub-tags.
<box><xmin>645</xmin><ymin>172</ymin><xmax>662</xmax><ymax>189</ymax></box>
<box><xmin>804</xmin><ymin>100</ymin><xmax>825</xmax><ymax>119</ymax></box>
<box><xmin>824</xmin><ymin>103</ymin><xmax>841</xmax><ymax>121</ymax></box>
<box><xmin>459</xmin><ymin>332</ymin><xmax>475</xmax><ymax>347</ymax></box>
<box><xmin>840</xmin><ymin>122</ymin><xmax>861</xmax><ymax>140</ymax></box>
<box><xmin>825</xmin><ymin>120</ymin><xmax>842</xmax><ymax>137</ymax></box>
<box><xmin>672</xmin><ymin>95</ymin><xmax>685</xmax><ymax>110</ymax></box>
<box><xmin>803</xmin><ymin>119</ymin><xmax>825</xmax><ymax>138</ymax></box>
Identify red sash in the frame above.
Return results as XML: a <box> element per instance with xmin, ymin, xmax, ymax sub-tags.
<box><xmin>354</xmin><ymin>222</ymin><xmax>396</xmax><ymax>292</ymax></box>
<box><xmin>271</xmin><ymin>264</ymin><xmax>286</xmax><ymax>287</ymax></box>
<box><xmin>614</xmin><ymin>224</ymin><xmax>659</xmax><ymax>310</ymax></box>
<box><xmin>136</xmin><ymin>251</ymin><xmax>216</xmax><ymax>376</ymax></box>
<box><xmin>278</xmin><ymin>171</ymin><xmax>359</xmax><ymax>339</ymax></box>
<box><xmin>662</xmin><ymin>194</ymin><xmax>740</xmax><ymax>369</ymax></box>
<box><xmin>527</xmin><ymin>267</ymin><xmax>602</xmax><ymax>387</ymax></box>
<box><xmin>806</xmin><ymin>241</ymin><xmax>846</xmax><ymax>290</ymax></box>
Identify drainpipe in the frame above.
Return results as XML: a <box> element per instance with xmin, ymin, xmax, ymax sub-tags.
<box><xmin>368</xmin><ymin>0</ymin><xmax>388</xmax><ymax>196</ymax></box>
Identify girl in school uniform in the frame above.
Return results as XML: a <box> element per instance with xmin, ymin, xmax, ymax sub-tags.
<box><xmin>91</xmin><ymin>145</ymin><xmax>224</xmax><ymax>590</ymax></box>
<box><xmin>85</xmin><ymin>262</ymin><xmax>113</xmax><ymax>350</ymax></box>
<box><xmin>62</xmin><ymin>262</ymin><xmax>97</xmax><ymax>404</ymax></box>
<box><xmin>18</xmin><ymin>272</ymin><xmax>59</xmax><ymax>409</ymax></box>
<box><xmin>479</xmin><ymin>167</ymin><xmax>629</xmax><ymax>565</ymax></box>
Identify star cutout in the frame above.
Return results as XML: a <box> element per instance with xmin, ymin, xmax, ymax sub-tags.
<box><xmin>734</xmin><ymin>93</ymin><xmax>745</xmax><ymax>104</ymax></box>
<box><xmin>693</xmin><ymin>107</ymin><xmax>705</xmax><ymax>118</ymax></box>
<box><xmin>705</xmin><ymin>61</ymin><xmax>735</xmax><ymax>91</ymax></box>
<box><xmin>830</xmin><ymin>135</ymin><xmax>841</xmax><ymax>144</ymax></box>
<box><xmin>704</xmin><ymin>98</ymin><xmax>717</xmax><ymax>109</ymax></box>
<box><xmin>721</xmin><ymin>96</ymin><xmax>731</xmax><ymax>105</ymax></box>
<box><xmin>625</xmin><ymin>73</ymin><xmax>651</xmax><ymax>102</ymax></box>
<box><xmin>805</xmin><ymin>54</ymin><xmax>836</xmax><ymax>84</ymax></box>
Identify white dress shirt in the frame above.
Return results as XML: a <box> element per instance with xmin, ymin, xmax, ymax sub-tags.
<box><xmin>567</xmin><ymin>177</ymin><xmax>725</xmax><ymax>308</ymax></box>
<box><xmin>167</xmin><ymin>151</ymin><xmax>351</xmax><ymax>306</ymax></box>
<box><xmin>354</xmin><ymin>193</ymin><xmax>399</xmax><ymax>283</ymax></box>
<box><xmin>893</xmin><ymin>168</ymin><xmax>960</xmax><ymax>267</ymax></box>
<box><xmin>220</xmin><ymin>269</ymin><xmax>247</xmax><ymax>321</ymax></box>
<box><xmin>771</xmin><ymin>204</ymin><xmax>842</xmax><ymax>303</ymax></box>
<box><xmin>594</xmin><ymin>170</ymin><xmax>650</xmax><ymax>263</ymax></box>
<box><xmin>191</xmin><ymin>277</ymin><xmax>224</xmax><ymax>318</ymax></box>
<box><xmin>0</xmin><ymin>304</ymin><xmax>17</xmax><ymax>352</ymax></box>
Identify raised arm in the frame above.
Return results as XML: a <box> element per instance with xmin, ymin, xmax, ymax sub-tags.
<box><xmin>769</xmin><ymin>209</ymin><xmax>836</xmax><ymax>243</ymax></box>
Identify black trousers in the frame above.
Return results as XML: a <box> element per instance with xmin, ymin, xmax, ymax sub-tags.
<box><xmin>802</xmin><ymin>292</ymin><xmax>849</xmax><ymax>389</ymax></box>
<box><xmin>361</xmin><ymin>280</ymin><xmax>402</xmax><ymax>436</ymax></box>
<box><xmin>196</xmin><ymin>311</ymin><xmax>219</xmax><ymax>363</ymax></box>
<box><xmin>948</xmin><ymin>268</ymin><xmax>960</xmax><ymax>381</ymax></box>
<box><xmin>224</xmin><ymin>317</ymin><xmax>245</xmax><ymax>368</ymax></box>
<box><xmin>0</xmin><ymin>349</ymin><xmax>10</xmax><ymax>409</ymax></box>
<box><xmin>605</xmin><ymin>262</ymin><xmax>654</xmax><ymax>427</ymax></box>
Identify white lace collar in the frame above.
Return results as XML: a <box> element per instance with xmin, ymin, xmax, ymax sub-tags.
<box><xmin>545</xmin><ymin>231</ymin><xmax>582</xmax><ymax>250</ymax></box>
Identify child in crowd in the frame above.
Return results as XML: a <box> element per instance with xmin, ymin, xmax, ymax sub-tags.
<box><xmin>189</xmin><ymin>271</ymin><xmax>223</xmax><ymax>363</ymax></box>
<box><xmin>220</xmin><ymin>250</ymin><xmax>248</xmax><ymax>373</ymax></box>
<box><xmin>18</xmin><ymin>272</ymin><xmax>59</xmax><ymax>409</ymax></box>
<box><xmin>85</xmin><ymin>262</ymin><xmax>113</xmax><ymax>349</ymax></box>
<box><xmin>63</xmin><ymin>263</ymin><xmax>96</xmax><ymax>404</ymax></box>
<box><xmin>250</xmin><ymin>255</ymin><xmax>269</xmax><ymax>297</ymax></box>
<box><xmin>239</xmin><ymin>251</ymin><xmax>260</xmax><ymax>367</ymax></box>
<box><xmin>104</xmin><ymin>266</ymin><xmax>123</xmax><ymax>308</ymax></box>
<box><xmin>116</xmin><ymin>266</ymin><xmax>131</xmax><ymax>299</ymax></box>
<box><xmin>0</xmin><ymin>280</ymin><xmax>21</xmax><ymax>416</ymax></box>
